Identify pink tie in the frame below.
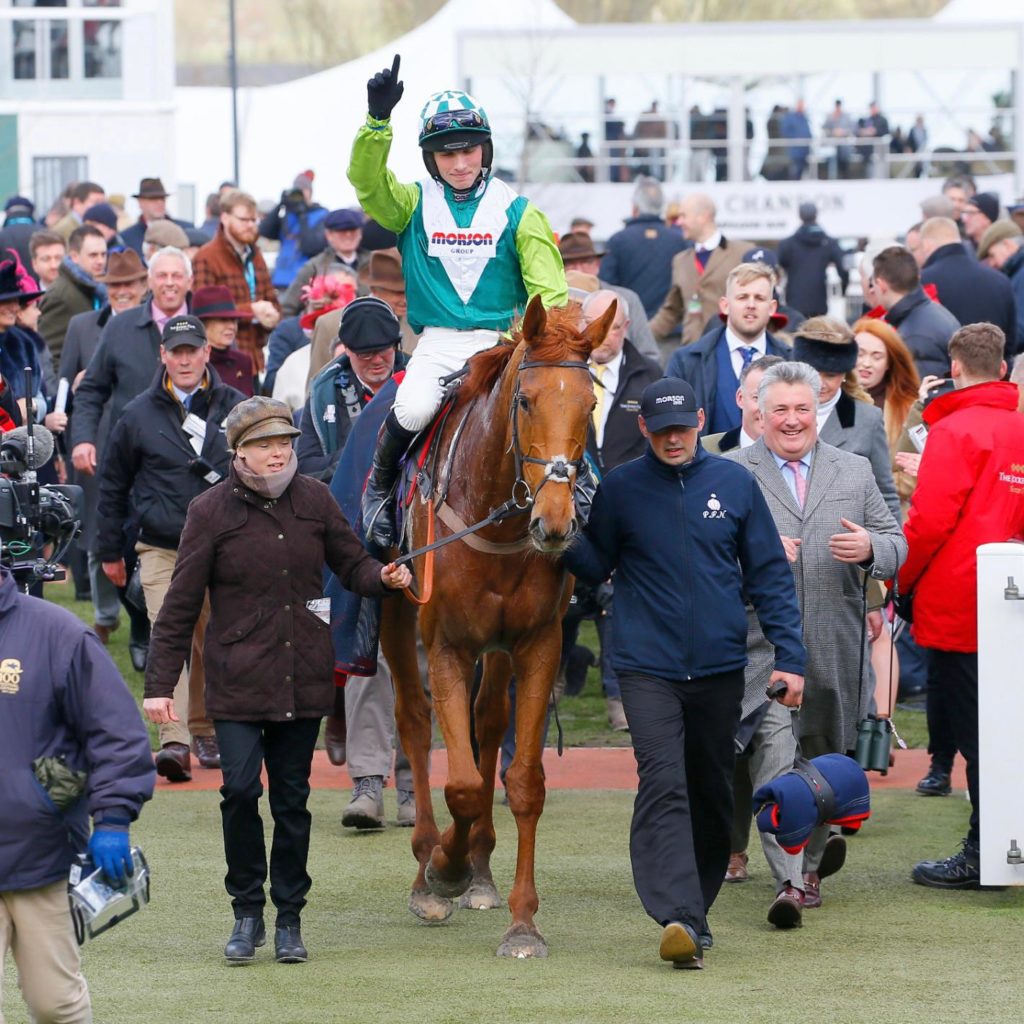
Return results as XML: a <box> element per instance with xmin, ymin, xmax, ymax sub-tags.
<box><xmin>786</xmin><ymin>460</ymin><xmax>807</xmax><ymax>509</ymax></box>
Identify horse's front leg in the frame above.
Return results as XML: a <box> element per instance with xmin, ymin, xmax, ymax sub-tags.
<box><xmin>500</xmin><ymin>623</ymin><xmax>561</xmax><ymax>958</ymax></box>
<box><xmin>424</xmin><ymin>641</ymin><xmax>483</xmax><ymax>899</ymax></box>
<box><xmin>379</xmin><ymin>596</ymin><xmax>451</xmax><ymax>922</ymax></box>
<box><xmin>460</xmin><ymin>650</ymin><xmax>512</xmax><ymax>911</ymax></box>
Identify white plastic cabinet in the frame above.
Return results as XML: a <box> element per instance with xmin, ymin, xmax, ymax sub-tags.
<box><xmin>977</xmin><ymin>543</ymin><xmax>1024</xmax><ymax>886</ymax></box>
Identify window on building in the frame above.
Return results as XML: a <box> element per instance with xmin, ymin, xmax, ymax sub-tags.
<box><xmin>48</xmin><ymin>19</ymin><xmax>68</xmax><ymax>79</ymax></box>
<box><xmin>84</xmin><ymin>19</ymin><xmax>120</xmax><ymax>78</ymax></box>
<box><xmin>6</xmin><ymin>1</ymin><xmax>123</xmax><ymax>91</ymax></box>
<box><xmin>33</xmin><ymin>155</ymin><xmax>87</xmax><ymax>217</ymax></box>
<box><xmin>12</xmin><ymin>20</ymin><xmax>36</xmax><ymax>79</ymax></box>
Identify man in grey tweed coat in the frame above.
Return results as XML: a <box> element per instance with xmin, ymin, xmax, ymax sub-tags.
<box><xmin>728</xmin><ymin>361</ymin><xmax>907</xmax><ymax>926</ymax></box>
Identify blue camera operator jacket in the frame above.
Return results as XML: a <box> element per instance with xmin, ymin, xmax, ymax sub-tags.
<box><xmin>0</xmin><ymin>569</ymin><xmax>154</xmax><ymax>891</ymax></box>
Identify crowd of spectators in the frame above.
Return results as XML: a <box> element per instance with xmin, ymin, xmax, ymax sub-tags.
<box><xmin>2</xmin><ymin>130</ymin><xmax>1023</xmax><ymax>997</ymax></box>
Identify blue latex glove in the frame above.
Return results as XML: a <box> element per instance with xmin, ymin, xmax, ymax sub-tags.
<box><xmin>88</xmin><ymin>827</ymin><xmax>133</xmax><ymax>885</ymax></box>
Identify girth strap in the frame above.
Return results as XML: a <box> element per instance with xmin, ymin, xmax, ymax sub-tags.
<box><xmin>436</xmin><ymin>501</ymin><xmax>533</xmax><ymax>555</ymax></box>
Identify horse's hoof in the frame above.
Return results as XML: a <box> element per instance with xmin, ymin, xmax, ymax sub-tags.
<box><xmin>425</xmin><ymin>861</ymin><xmax>473</xmax><ymax>899</ymax></box>
<box><xmin>458</xmin><ymin>879</ymin><xmax>502</xmax><ymax>911</ymax></box>
<box><xmin>408</xmin><ymin>888</ymin><xmax>455</xmax><ymax>924</ymax></box>
<box><xmin>496</xmin><ymin>923</ymin><xmax>548</xmax><ymax>959</ymax></box>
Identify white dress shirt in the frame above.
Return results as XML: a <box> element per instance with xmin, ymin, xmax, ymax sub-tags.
<box><xmin>724</xmin><ymin>325</ymin><xmax>767</xmax><ymax>380</ymax></box>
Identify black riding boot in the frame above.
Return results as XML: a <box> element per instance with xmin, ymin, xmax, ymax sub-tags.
<box><xmin>362</xmin><ymin>411</ymin><xmax>416</xmax><ymax>548</ymax></box>
<box><xmin>573</xmin><ymin>460</ymin><xmax>599</xmax><ymax>527</ymax></box>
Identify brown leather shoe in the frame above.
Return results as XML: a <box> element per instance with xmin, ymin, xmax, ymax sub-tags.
<box><xmin>802</xmin><ymin>872</ymin><xmax>821</xmax><ymax>909</ymax></box>
<box><xmin>724</xmin><ymin>851</ymin><xmax>748</xmax><ymax>883</ymax></box>
<box><xmin>94</xmin><ymin>621</ymin><xmax>120</xmax><ymax>645</ymax></box>
<box><xmin>155</xmin><ymin>742</ymin><xmax>192</xmax><ymax>783</ymax></box>
<box><xmin>659</xmin><ymin>921</ymin><xmax>703</xmax><ymax>970</ymax></box>
<box><xmin>767</xmin><ymin>886</ymin><xmax>804</xmax><ymax>929</ymax></box>
<box><xmin>191</xmin><ymin>734</ymin><xmax>221</xmax><ymax>769</ymax></box>
<box><xmin>323</xmin><ymin>714</ymin><xmax>346</xmax><ymax>766</ymax></box>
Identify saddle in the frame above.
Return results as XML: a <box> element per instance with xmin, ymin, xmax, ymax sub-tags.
<box><xmin>394</xmin><ymin>378</ymin><xmax>465</xmax><ymax>546</ymax></box>
<box><xmin>394</xmin><ymin>378</ymin><xmax>533</xmax><ymax>562</ymax></box>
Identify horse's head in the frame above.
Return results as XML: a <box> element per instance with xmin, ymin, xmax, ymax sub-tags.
<box><xmin>513</xmin><ymin>293</ymin><xmax>617</xmax><ymax>554</ymax></box>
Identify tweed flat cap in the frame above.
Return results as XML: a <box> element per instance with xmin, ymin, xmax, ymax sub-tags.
<box><xmin>225</xmin><ymin>396</ymin><xmax>302</xmax><ymax>450</ymax></box>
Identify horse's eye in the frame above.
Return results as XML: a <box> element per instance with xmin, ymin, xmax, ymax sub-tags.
<box><xmin>518</xmin><ymin>395</ymin><xmax>529</xmax><ymax>411</ymax></box>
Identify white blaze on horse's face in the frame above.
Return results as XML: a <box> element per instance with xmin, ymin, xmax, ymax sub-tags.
<box><xmin>519</xmin><ymin>368</ymin><xmax>589</xmax><ymax>553</ymax></box>
<box><xmin>517</xmin><ymin>295</ymin><xmax>619</xmax><ymax>554</ymax></box>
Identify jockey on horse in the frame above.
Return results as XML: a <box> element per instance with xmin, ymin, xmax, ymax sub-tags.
<box><xmin>348</xmin><ymin>55</ymin><xmax>569</xmax><ymax>547</ymax></box>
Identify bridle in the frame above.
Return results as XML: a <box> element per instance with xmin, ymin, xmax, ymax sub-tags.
<box><xmin>508</xmin><ymin>358</ymin><xmax>595</xmax><ymax>510</ymax></box>
<box><xmin>392</xmin><ymin>355</ymin><xmax>595</xmax><ymax>568</ymax></box>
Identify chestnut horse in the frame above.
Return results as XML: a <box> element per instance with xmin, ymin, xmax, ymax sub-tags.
<box><xmin>379</xmin><ymin>295</ymin><xmax>615</xmax><ymax>958</ymax></box>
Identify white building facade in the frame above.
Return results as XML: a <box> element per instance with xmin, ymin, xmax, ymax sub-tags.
<box><xmin>0</xmin><ymin>0</ymin><xmax>180</xmax><ymax>218</ymax></box>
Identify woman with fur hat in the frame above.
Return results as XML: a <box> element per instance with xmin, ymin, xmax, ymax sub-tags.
<box><xmin>143</xmin><ymin>397</ymin><xmax>411</xmax><ymax>966</ymax></box>
<box><xmin>792</xmin><ymin>315</ymin><xmax>900</xmax><ymax>522</ymax></box>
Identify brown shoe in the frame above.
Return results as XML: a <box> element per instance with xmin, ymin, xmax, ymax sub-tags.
<box><xmin>94</xmin><ymin>621</ymin><xmax>120</xmax><ymax>645</ymax></box>
<box><xmin>802</xmin><ymin>872</ymin><xmax>821</xmax><ymax>909</ymax></box>
<box><xmin>155</xmin><ymin>742</ymin><xmax>192</xmax><ymax>783</ymax></box>
<box><xmin>323</xmin><ymin>713</ymin><xmax>346</xmax><ymax>766</ymax></box>
<box><xmin>724</xmin><ymin>851</ymin><xmax>748</xmax><ymax>883</ymax></box>
<box><xmin>767</xmin><ymin>886</ymin><xmax>804</xmax><ymax>929</ymax></box>
<box><xmin>659</xmin><ymin>921</ymin><xmax>703</xmax><ymax>970</ymax></box>
<box><xmin>191</xmin><ymin>734</ymin><xmax>221</xmax><ymax>769</ymax></box>
<box><xmin>606</xmin><ymin>697</ymin><xmax>629</xmax><ymax>732</ymax></box>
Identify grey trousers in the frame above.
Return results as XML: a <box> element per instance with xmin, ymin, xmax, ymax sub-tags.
<box><xmin>795</xmin><ymin>733</ymin><xmax>834</xmax><ymax>875</ymax></box>
<box><xmin>744</xmin><ymin>701</ymin><xmax>806</xmax><ymax>893</ymax></box>
<box><xmin>344</xmin><ymin>657</ymin><xmax>412</xmax><ymax>790</ymax></box>
<box><xmin>87</xmin><ymin>551</ymin><xmax>121</xmax><ymax>628</ymax></box>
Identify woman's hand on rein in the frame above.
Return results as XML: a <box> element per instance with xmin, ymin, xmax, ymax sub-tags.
<box><xmin>381</xmin><ymin>561</ymin><xmax>413</xmax><ymax>589</ymax></box>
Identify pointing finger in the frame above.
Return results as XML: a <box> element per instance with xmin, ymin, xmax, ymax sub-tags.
<box><xmin>391</xmin><ymin>53</ymin><xmax>401</xmax><ymax>80</ymax></box>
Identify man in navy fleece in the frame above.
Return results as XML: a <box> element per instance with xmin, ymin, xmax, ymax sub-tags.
<box><xmin>564</xmin><ymin>377</ymin><xmax>805</xmax><ymax>971</ymax></box>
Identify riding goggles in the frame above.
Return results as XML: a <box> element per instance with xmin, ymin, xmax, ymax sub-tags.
<box><xmin>423</xmin><ymin>109</ymin><xmax>487</xmax><ymax>134</ymax></box>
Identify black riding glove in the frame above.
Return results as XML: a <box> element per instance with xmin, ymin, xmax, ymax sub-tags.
<box><xmin>367</xmin><ymin>54</ymin><xmax>404</xmax><ymax>121</ymax></box>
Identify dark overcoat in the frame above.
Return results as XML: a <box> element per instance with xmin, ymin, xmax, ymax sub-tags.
<box><xmin>144</xmin><ymin>467</ymin><xmax>387</xmax><ymax>721</ymax></box>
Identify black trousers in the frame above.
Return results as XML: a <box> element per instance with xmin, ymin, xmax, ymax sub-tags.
<box><xmin>923</xmin><ymin>649</ymin><xmax>979</xmax><ymax>846</ymax></box>
<box><xmin>923</xmin><ymin>648</ymin><xmax>958</xmax><ymax>775</ymax></box>
<box><xmin>214</xmin><ymin>717</ymin><xmax>321</xmax><ymax>927</ymax></box>
<box><xmin>619</xmin><ymin>669</ymin><xmax>744</xmax><ymax>932</ymax></box>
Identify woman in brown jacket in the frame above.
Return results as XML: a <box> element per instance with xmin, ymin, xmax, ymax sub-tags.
<box><xmin>143</xmin><ymin>397</ymin><xmax>410</xmax><ymax>966</ymax></box>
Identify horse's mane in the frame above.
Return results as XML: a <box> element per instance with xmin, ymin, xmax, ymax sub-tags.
<box><xmin>457</xmin><ymin>304</ymin><xmax>588</xmax><ymax>407</ymax></box>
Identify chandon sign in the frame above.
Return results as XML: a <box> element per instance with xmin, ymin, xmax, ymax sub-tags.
<box><xmin>526</xmin><ymin>174</ymin><xmax>1016</xmax><ymax>242</ymax></box>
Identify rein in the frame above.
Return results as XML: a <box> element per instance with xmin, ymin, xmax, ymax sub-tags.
<box><xmin>394</xmin><ymin>357</ymin><xmax>592</xmax><ymax>574</ymax></box>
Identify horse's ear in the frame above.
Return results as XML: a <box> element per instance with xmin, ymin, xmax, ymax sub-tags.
<box><xmin>580</xmin><ymin>298</ymin><xmax>618</xmax><ymax>354</ymax></box>
<box><xmin>521</xmin><ymin>294</ymin><xmax>547</xmax><ymax>345</ymax></box>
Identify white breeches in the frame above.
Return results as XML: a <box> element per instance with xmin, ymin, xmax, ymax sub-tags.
<box><xmin>391</xmin><ymin>327</ymin><xmax>501</xmax><ymax>431</ymax></box>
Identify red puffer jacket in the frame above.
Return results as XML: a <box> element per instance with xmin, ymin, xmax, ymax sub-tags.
<box><xmin>898</xmin><ymin>381</ymin><xmax>1024</xmax><ymax>652</ymax></box>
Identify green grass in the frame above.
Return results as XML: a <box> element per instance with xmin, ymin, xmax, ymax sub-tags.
<box><xmin>45</xmin><ymin>588</ymin><xmax>929</xmax><ymax>751</ymax></box>
<box><xmin>4</xmin><ymin>788</ymin><xmax>1020</xmax><ymax>1024</ymax></box>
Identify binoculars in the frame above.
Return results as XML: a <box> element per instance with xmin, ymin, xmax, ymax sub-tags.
<box><xmin>854</xmin><ymin>716</ymin><xmax>892</xmax><ymax>775</ymax></box>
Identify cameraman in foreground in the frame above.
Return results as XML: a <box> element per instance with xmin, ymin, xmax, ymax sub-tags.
<box><xmin>0</xmin><ymin>551</ymin><xmax>154</xmax><ymax>1022</ymax></box>
<box><xmin>97</xmin><ymin>315</ymin><xmax>245</xmax><ymax>782</ymax></box>
<box><xmin>259</xmin><ymin>171</ymin><xmax>328</xmax><ymax>293</ymax></box>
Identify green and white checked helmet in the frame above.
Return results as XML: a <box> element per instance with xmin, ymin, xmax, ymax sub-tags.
<box><xmin>418</xmin><ymin>90</ymin><xmax>491</xmax><ymax>152</ymax></box>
